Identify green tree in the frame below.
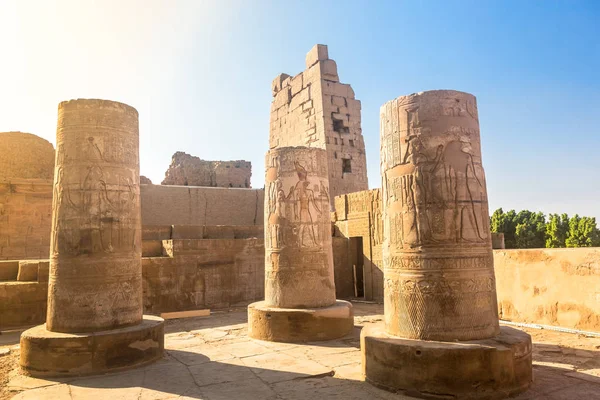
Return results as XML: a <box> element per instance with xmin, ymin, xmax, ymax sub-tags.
<box><xmin>545</xmin><ymin>213</ymin><xmax>570</xmax><ymax>248</ymax></box>
<box><xmin>490</xmin><ymin>208</ymin><xmax>518</xmax><ymax>248</ymax></box>
<box><xmin>565</xmin><ymin>215</ymin><xmax>600</xmax><ymax>247</ymax></box>
<box><xmin>514</xmin><ymin>210</ymin><xmax>546</xmax><ymax>249</ymax></box>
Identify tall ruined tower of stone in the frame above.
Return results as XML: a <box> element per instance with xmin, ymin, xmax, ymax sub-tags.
<box><xmin>269</xmin><ymin>44</ymin><xmax>368</xmax><ymax>206</ymax></box>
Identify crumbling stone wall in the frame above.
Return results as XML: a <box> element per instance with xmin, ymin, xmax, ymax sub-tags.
<box><xmin>0</xmin><ymin>132</ymin><xmax>55</xmax><ymax>180</ymax></box>
<box><xmin>162</xmin><ymin>151</ymin><xmax>252</xmax><ymax>188</ymax></box>
<box><xmin>269</xmin><ymin>45</ymin><xmax>368</xmax><ymax>205</ymax></box>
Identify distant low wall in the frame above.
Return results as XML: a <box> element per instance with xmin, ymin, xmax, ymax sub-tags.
<box><xmin>494</xmin><ymin>248</ymin><xmax>600</xmax><ymax>331</ymax></box>
<box><xmin>140</xmin><ymin>184</ymin><xmax>264</xmax><ymax>226</ymax></box>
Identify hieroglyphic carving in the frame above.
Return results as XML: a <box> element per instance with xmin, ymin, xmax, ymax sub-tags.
<box><xmin>263</xmin><ymin>147</ymin><xmax>336</xmax><ymax>309</ymax></box>
<box><xmin>381</xmin><ymin>90</ymin><xmax>499</xmax><ymax>341</ymax></box>
<box><xmin>46</xmin><ymin>99</ymin><xmax>143</xmax><ymax>333</ymax></box>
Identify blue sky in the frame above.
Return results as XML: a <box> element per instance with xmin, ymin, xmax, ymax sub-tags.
<box><xmin>1</xmin><ymin>0</ymin><xmax>598</xmax><ymax>219</ymax></box>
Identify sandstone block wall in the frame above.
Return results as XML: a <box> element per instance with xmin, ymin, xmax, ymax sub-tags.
<box><xmin>495</xmin><ymin>248</ymin><xmax>600</xmax><ymax>331</ymax></box>
<box><xmin>143</xmin><ymin>239</ymin><xmax>265</xmax><ymax>313</ymax></box>
<box><xmin>0</xmin><ymin>132</ymin><xmax>55</xmax><ymax>180</ymax></box>
<box><xmin>140</xmin><ymin>185</ymin><xmax>264</xmax><ymax>226</ymax></box>
<box><xmin>0</xmin><ymin>179</ymin><xmax>53</xmax><ymax>260</ymax></box>
<box><xmin>1</xmin><ymin>230</ymin><xmax>355</xmax><ymax>329</ymax></box>
<box><xmin>0</xmin><ymin>183</ymin><xmax>264</xmax><ymax>260</ymax></box>
<box><xmin>269</xmin><ymin>44</ymin><xmax>368</xmax><ymax>205</ymax></box>
<box><xmin>333</xmin><ymin>189</ymin><xmax>383</xmax><ymax>301</ymax></box>
<box><xmin>162</xmin><ymin>151</ymin><xmax>252</xmax><ymax>188</ymax></box>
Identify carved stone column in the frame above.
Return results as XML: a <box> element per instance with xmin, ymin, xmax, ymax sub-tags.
<box><xmin>361</xmin><ymin>90</ymin><xmax>532</xmax><ymax>399</ymax></box>
<box><xmin>381</xmin><ymin>90</ymin><xmax>499</xmax><ymax>341</ymax></box>
<box><xmin>20</xmin><ymin>99</ymin><xmax>164</xmax><ymax>377</ymax></box>
<box><xmin>47</xmin><ymin>99</ymin><xmax>143</xmax><ymax>332</ymax></box>
<box><xmin>264</xmin><ymin>147</ymin><xmax>336</xmax><ymax>309</ymax></box>
<box><xmin>248</xmin><ymin>146</ymin><xmax>353</xmax><ymax>342</ymax></box>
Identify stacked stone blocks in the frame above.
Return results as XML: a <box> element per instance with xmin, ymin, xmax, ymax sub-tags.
<box><xmin>270</xmin><ymin>44</ymin><xmax>368</xmax><ymax>205</ymax></box>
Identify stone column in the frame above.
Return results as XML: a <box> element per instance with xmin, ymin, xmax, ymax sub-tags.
<box><xmin>264</xmin><ymin>146</ymin><xmax>336</xmax><ymax>309</ymax></box>
<box><xmin>248</xmin><ymin>146</ymin><xmax>353</xmax><ymax>342</ymax></box>
<box><xmin>20</xmin><ymin>99</ymin><xmax>164</xmax><ymax>377</ymax></box>
<box><xmin>361</xmin><ymin>90</ymin><xmax>532</xmax><ymax>398</ymax></box>
<box><xmin>47</xmin><ymin>99</ymin><xmax>143</xmax><ymax>332</ymax></box>
<box><xmin>381</xmin><ymin>90</ymin><xmax>499</xmax><ymax>341</ymax></box>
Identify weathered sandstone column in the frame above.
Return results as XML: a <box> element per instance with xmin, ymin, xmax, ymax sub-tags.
<box><xmin>381</xmin><ymin>90</ymin><xmax>499</xmax><ymax>341</ymax></box>
<box><xmin>264</xmin><ymin>147</ymin><xmax>335</xmax><ymax>309</ymax></box>
<box><xmin>47</xmin><ymin>99</ymin><xmax>143</xmax><ymax>332</ymax></box>
<box><xmin>361</xmin><ymin>90</ymin><xmax>532</xmax><ymax>399</ymax></box>
<box><xmin>248</xmin><ymin>146</ymin><xmax>353</xmax><ymax>342</ymax></box>
<box><xmin>20</xmin><ymin>99</ymin><xmax>164</xmax><ymax>377</ymax></box>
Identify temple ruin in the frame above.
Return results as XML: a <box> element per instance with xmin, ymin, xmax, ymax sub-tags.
<box><xmin>248</xmin><ymin>146</ymin><xmax>353</xmax><ymax>342</ymax></box>
<box><xmin>360</xmin><ymin>90</ymin><xmax>532</xmax><ymax>398</ymax></box>
<box><xmin>1</xmin><ymin>44</ymin><xmax>598</xmax><ymax>400</ymax></box>
<box><xmin>19</xmin><ymin>99</ymin><xmax>164</xmax><ymax>377</ymax></box>
<box><xmin>270</xmin><ymin>44</ymin><xmax>368</xmax><ymax>205</ymax></box>
<box><xmin>162</xmin><ymin>151</ymin><xmax>252</xmax><ymax>188</ymax></box>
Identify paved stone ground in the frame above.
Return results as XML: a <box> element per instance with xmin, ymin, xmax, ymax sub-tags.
<box><xmin>2</xmin><ymin>303</ymin><xmax>600</xmax><ymax>399</ymax></box>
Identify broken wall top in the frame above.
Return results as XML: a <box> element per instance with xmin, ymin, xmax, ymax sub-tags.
<box><xmin>162</xmin><ymin>151</ymin><xmax>252</xmax><ymax>188</ymax></box>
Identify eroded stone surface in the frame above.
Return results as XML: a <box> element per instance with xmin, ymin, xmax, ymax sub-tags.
<box><xmin>161</xmin><ymin>151</ymin><xmax>251</xmax><ymax>188</ymax></box>
<box><xmin>248</xmin><ymin>300</ymin><xmax>354</xmax><ymax>342</ymax></box>
<box><xmin>270</xmin><ymin>44</ymin><xmax>368</xmax><ymax>205</ymax></box>
<box><xmin>380</xmin><ymin>90</ymin><xmax>499</xmax><ymax>341</ymax></box>
<box><xmin>263</xmin><ymin>147</ymin><xmax>335</xmax><ymax>308</ymax></box>
<box><xmin>47</xmin><ymin>99</ymin><xmax>143</xmax><ymax>333</ymax></box>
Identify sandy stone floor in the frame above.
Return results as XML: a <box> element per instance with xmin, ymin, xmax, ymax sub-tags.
<box><xmin>2</xmin><ymin>303</ymin><xmax>600</xmax><ymax>400</ymax></box>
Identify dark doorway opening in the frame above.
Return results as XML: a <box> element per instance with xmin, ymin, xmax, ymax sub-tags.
<box><xmin>349</xmin><ymin>237</ymin><xmax>364</xmax><ymax>298</ymax></box>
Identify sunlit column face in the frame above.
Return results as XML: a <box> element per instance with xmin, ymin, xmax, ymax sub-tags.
<box><xmin>380</xmin><ymin>90</ymin><xmax>499</xmax><ymax>341</ymax></box>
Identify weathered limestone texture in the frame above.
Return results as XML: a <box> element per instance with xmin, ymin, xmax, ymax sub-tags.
<box><xmin>162</xmin><ymin>151</ymin><xmax>251</xmax><ymax>188</ymax></box>
<box><xmin>20</xmin><ymin>99</ymin><xmax>164</xmax><ymax>377</ymax></box>
<box><xmin>362</xmin><ymin>90</ymin><xmax>532</xmax><ymax>399</ymax></box>
<box><xmin>269</xmin><ymin>44</ymin><xmax>368</xmax><ymax>205</ymax></box>
<box><xmin>140</xmin><ymin>175</ymin><xmax>152</xmax><ymax>184</ymax></box>
<box><xmin>248</xmin><ymin>146</ymin><xmax>353</xmax><ymax>342</ymax></box>
<box><xmin>0</xmin><ymin>132</ymin><xmax>55</xmax><ymax>180</ymax></box>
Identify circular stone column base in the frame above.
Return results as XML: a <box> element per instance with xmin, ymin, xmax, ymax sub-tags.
<box><xmin>248</xmin><ymin>300</ymin><xmax>354</xmax><ymax>342</ymax></box>
<box><xmin>20</xmin><ymin>315</ymin><xmax>164</xmax><ymax>377</ymax></box>
<box><xmin>361</xmin><ymin>324</ymin><xmax>532</xmax><ymax>400</ymax></box>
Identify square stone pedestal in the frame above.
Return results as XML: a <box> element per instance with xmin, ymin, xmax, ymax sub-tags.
<box><xmin>361</xmin><ymin>324</ymin><xmax>532</xmax><ymax>400</ymax></box>
<box><xmin>20</xmin><ymin>315</ymin><xmax>164</xmax><ymax>377</ymax></box>
<box><xmin>248</xmin><ymin>300</ymin><xmax>354</xmax><ymax>342</ymax></box>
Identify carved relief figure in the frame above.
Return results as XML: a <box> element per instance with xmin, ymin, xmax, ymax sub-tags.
<box><xmin>287</xmin><ymin>161</ymin><xmax>321</xmax><ymax>247</ymax></box>
<box><xmin>267</xmin><ymin>179</ymin><xmax>286</xmax><ymax>249</ymax></box>
<box><xmin>441</xmin><ymin>140</ymin><xmax>486</xmax><ymax>242</ymax></box>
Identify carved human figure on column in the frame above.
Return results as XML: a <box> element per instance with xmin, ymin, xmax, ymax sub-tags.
<box><xmin>287</xmin><ymin>161</ymin><xmax>321</xmax><ymax>247</ymax></box>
